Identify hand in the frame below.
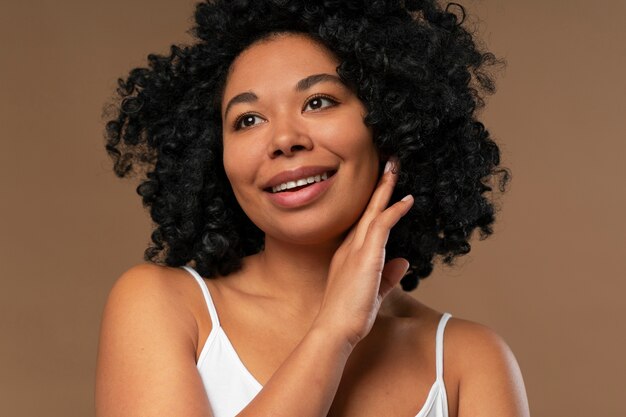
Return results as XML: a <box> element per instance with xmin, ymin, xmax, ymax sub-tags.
<box><xmin>314</xmin><ymin>157</ymin><xmax>414</xmax><ymax>348</ymax></box>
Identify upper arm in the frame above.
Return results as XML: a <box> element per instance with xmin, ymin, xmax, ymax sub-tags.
<box><xmin>95</xmin><ymin>264</ymin><xmax>213</xmax><ymax>417</ymax></box>
<box><xmin>449</xmin><ymin>319</ymin><xmax>530</xmax><ymax>417</ymax></box>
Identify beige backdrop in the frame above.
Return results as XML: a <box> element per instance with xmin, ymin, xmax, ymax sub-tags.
<box><xmin>1</xmin><ymin>0</ymin><xmax>624</xmax><ymax>416</ymax></box>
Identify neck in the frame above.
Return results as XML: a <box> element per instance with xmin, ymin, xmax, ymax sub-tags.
<box><xmin>243</xmin><ymin>234</ymin><xmax>343</xmax><ymax>312</ymax></box>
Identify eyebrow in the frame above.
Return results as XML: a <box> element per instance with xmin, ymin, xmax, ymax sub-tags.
<box><xmin>223</xmin><ymin>73</ymin><xmax>344</xmax><ymax>119</ymax></box>
<box><xmin>295</xmin><ymin>73</ymin><xmax>343</xmax><ymax>92</ymax></box>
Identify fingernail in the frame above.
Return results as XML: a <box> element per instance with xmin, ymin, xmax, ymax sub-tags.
<box><xmin>401</xmin><ymin>194</ymin><xmax>413</xmax><ymax>202</ymax></box>
<box><xmin>384</xmin><ymin>157</ymin><xmax>398</xmax><ymax>174</ymax></box>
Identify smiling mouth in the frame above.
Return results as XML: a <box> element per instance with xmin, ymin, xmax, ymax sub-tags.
<box><xmin>267</xmin><ymin>170</ymin><xmax>337</xmax><ymax>193</ymax></box>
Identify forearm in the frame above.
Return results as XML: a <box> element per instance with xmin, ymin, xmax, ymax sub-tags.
<box><xmin>236</xmin><ymin>324</ymin><xmax>353</xmax><ymax>417</ymax></box>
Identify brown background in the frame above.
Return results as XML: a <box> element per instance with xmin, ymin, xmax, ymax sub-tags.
<box><xmin>1</xmin><ymin>0</ymin><xmax>624</xmax><ymax>416</ymax></box>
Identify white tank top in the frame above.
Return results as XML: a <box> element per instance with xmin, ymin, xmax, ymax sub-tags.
<box><xmin>182</xmin><ymin>265</ymin><xmax>451</xmax><ymax>417</ymax></box>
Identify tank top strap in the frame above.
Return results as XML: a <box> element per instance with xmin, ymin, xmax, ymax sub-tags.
<box><xmin>435</xmin><ymin>312</ymin><xmax>452</xmax><ymax>381</ymax></box>
<box><xmin>180</xmin><ymin>265</ymin><xmax>221</xmax><ymax>328</ymax></box>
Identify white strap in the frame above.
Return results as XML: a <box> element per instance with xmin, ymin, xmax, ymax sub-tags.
<box><xmin>435</xmin><ymin>313</ymin><xmax>452</xmax><ymax>380</ymax></box>
<box><xmin>181</xmin><ymin>265</ymin><xmax>221</xmax><ymax>328</ymax></box>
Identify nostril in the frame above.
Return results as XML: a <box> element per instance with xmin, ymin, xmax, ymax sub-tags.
<box><xmin>270</xmin><ymin>142</ymin><xmax>310</xmax><ymax>158</ymax></box>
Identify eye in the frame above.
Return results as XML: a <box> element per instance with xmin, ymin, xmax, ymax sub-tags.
<box><xmin>233</xmin><ymin>114</ymin><xmax>265</xmax><ymax>130</ymax></box>
<box><xmin>303</xmin><ymin>95</ymin><xmax>338</xmax><ymax>112</ymax></box>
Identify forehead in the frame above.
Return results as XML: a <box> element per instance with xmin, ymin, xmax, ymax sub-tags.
<box><xmin>222</xmin><ymin>34</ymin><xmax>341</xmax><ymax>105</ymax></box>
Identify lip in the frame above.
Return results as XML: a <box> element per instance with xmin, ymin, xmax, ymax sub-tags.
<box><xmin>262</xmin><ymin>165</ymin><xmax>337</xmax><ymax>190</ymax></box>
<box><xmin>265</xmin><ymin>172</ymin><xmax>336</xmax><ymax>209</ymax></box>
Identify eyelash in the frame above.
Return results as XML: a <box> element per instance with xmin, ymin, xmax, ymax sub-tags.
<box><xmin>303</xmin><ymin>94</ymin><xmax>339</xmax><ymax>112</ymax></box>
<box><xmin>232</xmin><ymin>114</ymin><xmax>265</xmax><ymax>131</ymax></box>
<box><xmin>232</xmin><ymin>94</ymin><xmax>340</xmax><ymax>131</ymax></box>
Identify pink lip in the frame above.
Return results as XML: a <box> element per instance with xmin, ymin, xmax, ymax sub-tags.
<box><xmin>265</xmin><ymin>171</ymin><xmax>336</xmax><ymax>209</ymax></box>
<box><xmin>262</xmin><ymin>165</ymin><xmax>337</xmax><ymax>190</ymax></box>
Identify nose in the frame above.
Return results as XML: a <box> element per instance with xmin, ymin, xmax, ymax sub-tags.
<box><xmin>267</xmin><ymin>116</ymin><xmax>313</xmax><ymax>158</ymax></box>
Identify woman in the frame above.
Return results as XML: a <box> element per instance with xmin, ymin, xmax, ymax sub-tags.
<box><xmin>96</xmin><ymin>1</ymin><xmax>529</xmax><ymax>416</ymax></box>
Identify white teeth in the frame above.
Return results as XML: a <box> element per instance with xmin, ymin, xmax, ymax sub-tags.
<box><xmin>271</xmin><ymin>171</ymin><xmax>332</xmax><ymax>193</ymax></box>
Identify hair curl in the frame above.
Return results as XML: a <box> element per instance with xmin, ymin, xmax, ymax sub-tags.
<box><xmin>104</xmin><ymin>0</ymin><xmax>510</xmax><ymax>291</ymax></box>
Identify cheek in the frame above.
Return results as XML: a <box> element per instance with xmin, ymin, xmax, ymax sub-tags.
<box><xmin>223</xmin><ymin>142</ymin><xmax>251</xmax><ymax>181</ymax></box>
<box><xmin>353</xmin><ymin>131</ymin><xmax>381</xmax><ymax>203</ymax></box>
<box><xmin>222</xmin><ymin>141</ymin><xmax>265</xmax><ymax>208</ymax></box>
<box><xmin>319</xmin><ymin>114</ymin><xmax>375</xmax><ymax>153</ymax></box>
<box><xmin>341</xmin><ymin>125</ymin><xmax>378</xmax><ymax>173</ymax></box>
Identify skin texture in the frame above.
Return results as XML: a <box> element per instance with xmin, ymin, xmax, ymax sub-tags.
<box><xmin>221</xmin><ymin>34</ymin><xmax>380</xmax><ymax>247</ymax></box>
<box><xmin>95</xmin><ymin>35</ymin><xmax>530</xmax><ymax>417</ymax></box>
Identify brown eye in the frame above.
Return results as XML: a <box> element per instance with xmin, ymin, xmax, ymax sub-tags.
<box><xmin>234</xmin><ymin>114</ymin><xmax>264</xmax><ymax>130</ymax></box>
<box><xmin>242</xmin><ymin>115</ymin><xmax>256</xmax><ymax>126</ymax></box>
<box><xmin>303</xmin><ymin>95</ymin><xmax>337</xmax><ymax>112</ymax></box>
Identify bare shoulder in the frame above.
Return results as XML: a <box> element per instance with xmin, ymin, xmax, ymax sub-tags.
<box><xmin>102</xmin><ymin>263</ymin><xmax>199</xmax><ymax>334</ymax></box>
<box><xmin>444</xmin><ymin>317</ymin><xmax>531</xmax><ymax>417</ymax></box>
<box><xmin>106</xmin><ymin>263</ymin><xmax>176</xmax><ymax>298</ymax></box>
<box><xmin>386</xmin><ymin>289</ymin><xmax>525</xmax><ymax>368</ymax></box>
<box><xmin>95</xmin><ymin>263</ymin><xmax>212</xmax><ymax>417</ymax></box>
<box><xmin>108</xmin><ymin>262</ymin><xmax>192</xmax><ymax>295</ymax></box>
<box><xmin>445</xmin><ymin>316</ymin><xmax>520</xmax><ymax>370</ymax></box>
<box><xmin>384</xmin><ymin>290</ymin><xmax>530</xmax><ymax>417</ymax></box>
<box><xmin>99</xmin><ymin>263</ymin><xmax>212</xmax><ymax>365</ymax></box>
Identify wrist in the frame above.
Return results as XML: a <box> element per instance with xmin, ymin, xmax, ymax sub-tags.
<box><xmin>308</xmin><ymin>319</ymin><xmax>359</xmax><ymax>355</ymax></box>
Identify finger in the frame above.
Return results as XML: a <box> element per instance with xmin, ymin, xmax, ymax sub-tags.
<box><xmin>379</xmin><ymin>258</ymin><xmax>410</xmax><ymax>299</ymax></box>
<box><xmin>349</xmin><ymin>157</ymin><xmax>400</xmax><ymax>246</ymax></box>
<box><xmin>364</xmin><ymin>157</ymin><xmax>400</xmax><ymax>215</ymax></box>
<box><xmin>361</xmin><ymin>194</ymin><xmax>414</xmax><ymax>253</ymax></box>
<box><xmin>334</xmin><ymin>221</ymin><xmax>358</xmax><ymax>258</ymax></box>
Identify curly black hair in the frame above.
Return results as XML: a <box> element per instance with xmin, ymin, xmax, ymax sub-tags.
<box><xmin>104</xmin><ymin>0</ymin><xmax>510</xmax><ymax>291</ymax></box>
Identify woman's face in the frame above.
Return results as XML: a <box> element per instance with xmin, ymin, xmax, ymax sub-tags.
<box><xmin>221</xmin><ymin>33</ymin><xmax>379</xmax><ymax>245</ymax></box>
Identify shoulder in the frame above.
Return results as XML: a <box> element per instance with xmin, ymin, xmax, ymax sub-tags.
<box><xmin>96</xmin><ymin>264</ymin><xmax>213</xmax><ymax>416</ymax></box>
<box><xmin>105</xmin><ymin>263</ymin><xmax>207</xmax><ymax>308</ymax></box>
<box><xmin>108</xmin><ymin>262</ymin><xmax>189</xmax><ymax>294</ymax></box>
<box><xmin>385</xmin><ymin>291</ymin><xmax>530</xmax><ymax>416</ymax></box>
<box><xmin>445</xmin><ymin>317</ymin><xmax>530</xmax><ymax>416</ymax></box>
<box><xmin>105</xmin><ymin>264</ymin><xmax>193</xmax><ymax>319</ymax></box>
<box><xmin>385</xmin><ymin>289</ymin><xmax>524</xmax><ymax>372</ymax></box>
<box><xmin>100</xmin><ymin>263</ymin><xmax>201</xmax><ymax>350</ymax></box>
<box><xmin>445</xmin><ymin>317</ymin><xmax>519</xmax><ymax>367</ymax></box>
<box><xmin>444</xmin><ymin>316</ymin><xmax>524</xmax><ymax>388</ymax></box>
<box><xmin>98</xmin><ymin>263</ymin><xmax>218</xmax><ymax>368</ymax></box>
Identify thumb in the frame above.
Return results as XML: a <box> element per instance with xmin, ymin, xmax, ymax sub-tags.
<box><xmin>379</xmin><ymin>258</ymin><xmax>410</xmax><ymax>299</ymax></box>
